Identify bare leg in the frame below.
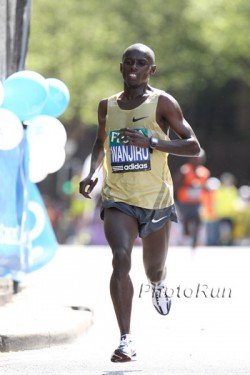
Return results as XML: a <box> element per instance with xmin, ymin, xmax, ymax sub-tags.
<box><xmin>191</xmin><ymin>215</ymin><xmax>201</xmax><ymax>248</ymax></box>
<box><xmin>104</xmin><ymin>208</ymin><xmax>138</xmax><ymax>335</ymax></box>
<box><xmin>142</xmin><ymin>221</ymin><xmax>172</xmax><ymax>316</ymax></box>
<box><xmin>142</xmin><ymin>221</ymin><xmax>171</xmax><ymax>283</ymax></box>
<box><xmin>183</xmin><ymin>217</ymin><xmax>190</xmax><ymax>236</ymax></box>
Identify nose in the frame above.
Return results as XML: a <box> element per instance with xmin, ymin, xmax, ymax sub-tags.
<box><xmin>130</xmin><ymin>61</ymin><xmax>138</xmax><ymax>71</ymax></box>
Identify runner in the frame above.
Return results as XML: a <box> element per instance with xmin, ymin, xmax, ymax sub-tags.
<box><xmin>174</xmin><ymin>150</ymin><xmax>210</xmax><ymax>247</ymax></box>
<box><xmin>79</xmin><ymin>43</ymin><xmax>201</xmax><ymax>362</ymax></box>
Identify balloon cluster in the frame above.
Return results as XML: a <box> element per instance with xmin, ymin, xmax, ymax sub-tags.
<box><xmin>0</xmin><ymin>71</ymin><xmax>70</xmax><ymax>182</ymax></box>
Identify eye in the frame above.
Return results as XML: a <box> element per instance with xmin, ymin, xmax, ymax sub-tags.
<box><xmin>124</xmin><ymin>59</ymin><xmax>133</xmax><ymax>66</ymax></box>
<box><xmin>123</xmin><ymin>58</ymin><xmax>149</xmax><ymax>67</ymax></box>
<box><xmin>138</xmin><ymin>60</ymin><xmax>148</xmax><ymax>67</ymax></box>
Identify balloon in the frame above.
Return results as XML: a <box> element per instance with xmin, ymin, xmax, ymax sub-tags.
<box><xmin>29</xmin><ymin>142</ymin><xmax>66</xmax><ymax>178</ymax></box>
<box><xmin>26</xmin><ymin>115</ymin><xmax>67</xmax><ymax>180</ymax></box>
<box><xmin>46</xmin><ymin>147</ymin><xmax>66</xmax><ymax>173</ymax></box>
<box><xmin>29</xmin><ymin>162</ymin><xmax>48</xmax><ymax>183</ymax></box>
<box><xmin>26</xmin><ymin>115</ymin><xmax>67</xmax><ymax>147</ymax></box>
<box><xmin>0</xmin><ymin>108</ymin><xmax>23</xmax><ymax>150</ymax></box>
<box><xmin>2</xmin><ymin>71</ymin><xmax>48</xmax><ymax>121</ymax></box>
<box><xmin>41</xmin><ymin>78</ymin><xmax>70</xmax><ymax>118</ymax></box>
<box><xmin>28</xmin><ymin>143</ymin><xmax>48</xmax><ymax>183</ymax></box>
<box><xmin>0</xmin><ymin>81</ymin><xmax>4</xmax><ymax>106</ymax></box>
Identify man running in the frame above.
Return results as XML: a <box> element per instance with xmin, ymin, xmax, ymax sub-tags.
<box><xmin>79</xmin><ymin>43</ymin><xmax>201</xmax><ymax>362</ymax></box>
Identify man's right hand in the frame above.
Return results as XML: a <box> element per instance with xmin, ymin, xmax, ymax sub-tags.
<box><xmin>79</xmin><ymin>177</ymin><xmax>98</xmax><ymax>199</ymax></box>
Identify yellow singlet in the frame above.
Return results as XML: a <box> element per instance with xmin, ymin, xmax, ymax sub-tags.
<box><xmin>102</xmin><ymin>89</ymin><xmax>174</xmax><ymax>210</ymax></box>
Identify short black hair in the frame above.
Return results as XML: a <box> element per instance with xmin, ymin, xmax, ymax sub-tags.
<box><xmin>122</xmin><ymin>43</ymin><xmax>155</xmax><ymax>64</ymax></box>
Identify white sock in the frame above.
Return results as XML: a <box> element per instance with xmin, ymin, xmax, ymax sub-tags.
<box><xmin>121</xmin><ymin>333</ymin><xmax>132</xmax><ymax>342</ymax></box>
<box><xmin>150</xmin><ymin>280</ymin><xmax>166</xmax><ymax>288</ymax></box>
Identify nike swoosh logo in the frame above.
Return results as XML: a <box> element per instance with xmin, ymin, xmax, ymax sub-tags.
<box><xmin>132</xmin><ymin>116</ymin><xmax>149</xmax><ymax>122</ymax></box>
<box><xmin>152</xmin><ymin>215</ymin><xmax>168</xmax><ymax>223</ymax></box>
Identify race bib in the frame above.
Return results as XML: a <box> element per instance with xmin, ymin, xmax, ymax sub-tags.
<box><xmin>109</xmin><ymin>129</ymin><xmax>151</xmax><ymax>173</ymax></box>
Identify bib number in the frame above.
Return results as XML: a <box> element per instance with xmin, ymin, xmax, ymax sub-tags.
<box><xmin>109</xmin><ymin>129</ymin><xmax>151</xmax><ymax>173</ymax></box>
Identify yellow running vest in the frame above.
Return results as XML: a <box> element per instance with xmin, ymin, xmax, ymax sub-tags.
<box><xmin>102</xmin><ymin>89</ymin><xmax>174</xmax><ymax>209</ymax></box>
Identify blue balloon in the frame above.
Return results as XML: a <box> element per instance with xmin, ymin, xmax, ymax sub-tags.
<box><xmin>41</xmin><ymin>78</ymin><xmax>70</xmax><ymax>118</ymax></box>
<box><xmin>2</xmin><ymin>71</ymin><xmax>49</xmax><ymax>121</ymax></box>
<box><xmin>0</xmin><ymin>80</ymin><xmax>4</xmax><ymax>106</ymax></box>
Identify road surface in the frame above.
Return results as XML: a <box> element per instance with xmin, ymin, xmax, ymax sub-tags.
<box><xmin>0</xmin><ymin>245</ymin><xmax>249</xmax><ymax>374</ymax></box>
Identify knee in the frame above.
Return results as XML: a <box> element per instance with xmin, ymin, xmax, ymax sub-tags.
<box><xmin>112</xmin><ymin>248</ymin><xmax>131</xmax><ymax>277</ymax></box>
<box><xmin>145</xmin><ymin>264</ymin><xmax>166</xmax><ymax>284</ymax></box>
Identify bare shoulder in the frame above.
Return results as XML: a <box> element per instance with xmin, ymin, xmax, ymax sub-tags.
<box><xmin>99</xmin><ymin>97</ymin><xmax>108</xmax><ymax>108</ymax></box>
<box><xmin>155</xmin><ymin>90</ymin><xmax>184</xmax><ymax>125</ymax></box>
<box><xmin>158</xmin><ymin>91</ymin><xmax>181</xmax><ymax>110</ymax></box>
<box><xmin>98</xmin><ymin>98</ymin><xmax>108</xmax><ymax>117</ymax></box>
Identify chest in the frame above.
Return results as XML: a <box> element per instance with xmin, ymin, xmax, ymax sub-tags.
<box><xmin>107</xmin><ymin>101</ymin><xmax>157</xmax><ymax>130</ymax></box>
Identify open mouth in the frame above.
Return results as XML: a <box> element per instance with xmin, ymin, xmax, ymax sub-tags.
<box><xmin>128</xmin><ymin>73</ymin><xmax>137</xmax><ymax>80</ymax></box>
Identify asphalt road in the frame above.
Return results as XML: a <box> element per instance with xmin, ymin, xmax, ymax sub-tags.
<box><xmin>0</xmin><ymin>244</ymin><xmax>249</xmax><ymax>374</ymax></box>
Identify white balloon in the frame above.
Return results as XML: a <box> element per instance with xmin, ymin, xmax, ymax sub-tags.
<box><xmin>29</xmin><ymin>163</ymin><xmax>48</xmax><ymax>183</ymax></box>
<box><xmin>26</xmin><ymin>115</ymin><xmax>67</xmax><ymax>147</ymax></box>
<box><xmin>29</xmin><ymin>141</ymin><xmax>66</xmax><ymax>176</ymax></box>
<box><xmin>0</xmin><ymin>81</ymin><xmax>4</xmax><ymax>106</ymax></box>
<box><xmin>28</xmin><ymin>149</ymin><xmax>48</xmax><ymax>182</ymax></box>
<box><xmin>46</xmin><ymin>147</ymin><xmax>66</xmax><ymax>173</ymax></box>
<box><xmin>29</xmin><ymin>141</ymin><xmax>48</xmax><ymax>163</ymax></box>
<box><xmin>0</xmin><ymin>108</ymin><xmax>23</xmax><ymax>150</ymax></box>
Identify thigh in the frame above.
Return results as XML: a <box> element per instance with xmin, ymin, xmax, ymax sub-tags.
<box><xmin>142</xmin><ymin>220</ymin><xmax>171</xmax><ymax>271</ymax></box>
<box><xmin>103</xmin><ymin>207</ymin><xmax>139</xmax><ymax>252</ymax></box>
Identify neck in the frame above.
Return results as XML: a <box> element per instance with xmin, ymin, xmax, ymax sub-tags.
<box><xmin>122</xmin><ymin>84</ymin><xmax>150</xmax><ymax>101</ymax></box>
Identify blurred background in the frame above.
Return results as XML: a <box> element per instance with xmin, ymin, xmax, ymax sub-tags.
<box><xmin>3</xmin><ymin>0</ymin><xmax>250</xmax><ymax>248</ymax></box>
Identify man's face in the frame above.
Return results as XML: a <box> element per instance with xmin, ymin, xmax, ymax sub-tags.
<box><xmin>120</xmin><ymin>48</ymin><xmax>156</xmax><ymax>88</ymax></box>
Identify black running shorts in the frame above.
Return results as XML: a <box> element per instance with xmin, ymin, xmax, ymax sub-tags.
<box><xmin>100</xmin><ymin>201</ymin><xmax>178</xmax><ymax>238</ymax></box>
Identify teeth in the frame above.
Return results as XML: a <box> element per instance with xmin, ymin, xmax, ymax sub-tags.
<box><xmin>129</xmin><ymin>74</ymin><xmax>136</xmax><ymax>78</ymax></box>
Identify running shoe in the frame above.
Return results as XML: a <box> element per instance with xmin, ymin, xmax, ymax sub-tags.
<box><xmin>111</xmin><ymin>335</ymin><xmax>137</xmax><ymax>362</ymax></box>
<box><xmin>152</xmin><ymin>283</ymin><xmax>171</xmax><ymax>315</ymax></box>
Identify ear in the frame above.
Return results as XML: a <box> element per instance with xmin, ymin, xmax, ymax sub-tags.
<box><xmin>150</xmin><ymin>65</ymin><xmax>156</xmax><ymax>76</ymax></box>
<box><xmin>120</xmin><ymin>62</ymin><xmax>123</xmax><ymax>73</ymax></box>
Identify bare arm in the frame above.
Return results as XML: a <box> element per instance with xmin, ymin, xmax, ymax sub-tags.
<box><xmin>119</xmin><ymin>92</ymin><xmax>201</xmax><ymax>157</ymax></box>
<box><xmin>155</xmin><ymin>93</ymin><xmax>200</xmax><ymax>156</ymax></box>
<box><xmin>79</xmin><ymin>99</ymin><xmax>107</xmax><ymax>198</ymax></box>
